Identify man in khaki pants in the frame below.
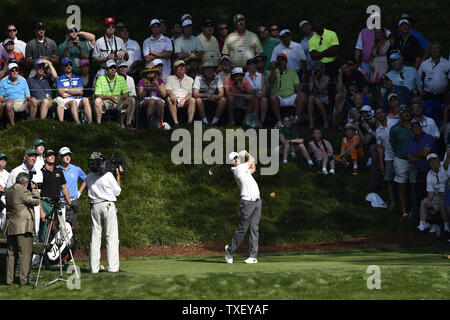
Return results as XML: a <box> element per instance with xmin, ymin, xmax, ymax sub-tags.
<box><xmin>5</xmin><ymin>172</ymin><xmax>40</xmax><ymax>285</ymax></box>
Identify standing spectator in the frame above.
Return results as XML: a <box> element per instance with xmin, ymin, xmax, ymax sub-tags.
<box><xmin>224</xmin><ymin>67</ymin><xmax>257</xmax><ymax>125</ymax></box>
<box><xmin>27</xmin><ymin>58</ymin><xmax>57</xmax><ymax>120</ymax></box>
<box><xmin>386</xmin><ymin>53</ymin><xmax>422</xmax><ymax>93</ymax></box>
<box><xmin>308</xmin><ymin>128</ymin><xmax>335</xmax><ymax>175</ymax></box>
<box><xmin>54</xmin><ymin>57</ymin><xmax>92</xmax><ymax>124</ymax></box>
<box><xmin>386</xmin><ymin>94</ymin><xmax>401</xmax><ymax>120</ymax></box>
<box><xmin>411</xmin><ymin>102</ymin><xmax>440</xmax><ymax>140</ymax></box>
<box><xmin>197</xmin><ymin>19</ymin><xmax>220</xmax><ymax>70</ymax></box>
<box><xmin>418</xmin><ymin>42</ymin><xmax>450</xmax><ymax>104</ymax></box>
<box><xmin>270</xmin><ymin>25</ymin><xmax>280</xmax><ymax>39</ymax></box>
<box><xmin>117</xmin><ymin>25</ymin><xmax>142</xmax><ymax>83</ymax></box>
<box><xmin>245</xmin><ymin>58</ymin><xmax>268</xmax><ymax>124</ymax></box>
<box><xmin>159</xmin><ymin>19</ymin><xmax>169</xmax><ymax>36</ymax></box>
<box><xmin>217</xmin><ymin>55</ymin><xmax>232</xmax><ymax>83</ymax></box>
<box><xmin>117</xmin><ymin>60</ymin><xmax>137</xmax><ymax>129</ymax></box>
<box><xmin>93</xmin><ymin>59</ymin><xmax>131</xmax><ymax>124</ymax></box>
<box><xmin>165</xmin><ymin>60</ymin><xmax>195</xmax><ymax>125</ymax></box>
<box><xmin>0</xmin><ymin>39</ymin><xmax>24</xmax><ymax>79</ymax></box>
<box><xmin>390</xmin><ymin>106</ymin><xmax>416</xmax><ymax>220</ymax></box>
<box><xmin>222</xmin><ymin>14</ymin><xmax>263</xmax><ymax>69</ymax></box>
<box><xmin>0</xmin><ymin>63</ymin><xmax>30</xmax><ymax>127</ymax></box>
<box><xmin>193</xmin><ymin>62</ymin><xmax>226</xmax><ymax>125</ymax></box>
<box><xmin>375</xmin><ymin>107</ymin><xmax>399</xmax><ymax>211</ymax></box>
<box><xmin>381</xmin><ymin>75</ymin><xmax>411</xmax><ymax>113</ymax></box>
<box><xmin>143</xmin><ymin>19</ymin><xmax>173</xmax><ymax>80</ymax></box>
<box><xmin>174</xmin><ymin>19</ymin><xmax>204</xmax><ymax>61</ymax></box>
<box><xmin>392</xmin><ymin>19</ymin><xmax>422</xmax><ymax>69</ymax></box>
<box><xmin>307</xmin><ymin>62</ymin><xmax>330</xmax><ymax>128</ymax></box>
<box><xmin>0</xmin><ymin>152</ymin><xmax>9</xmax><ymax>232</ymax></box>
<box><xmin>370</xmin><ymin>28</ymin><xmax>390</xmax><ymax>105</ymax></box>
<box><xmin>33</xmin><ymin>138</ymin><xmax>46</xmax><ymax>171</ymax></box>
<box><xmin>215</xmin><ymin>22</ymin><xmax>228</xmax><ymax>53</ymax></box>
<box><xmin>4</xmin><ymin>24</ymin><xmax>26</xmax><ymax>56</ymax></box>
<box><xmin>58</xmin><ymin>26</ymin><xmax>90</xmax><ymax>74</ymax></box>
<box><xmin>270</xmin><ymin>29</ymin><xmax>306</xmax><ymax>81</ymax></box>
<box><xmin>279</xmin><ymin>116</ymin><xmax>314</xmax><ymax>165</ymax></box>
<box><xmin>92</xmin><ymin>17</ymin><xmax>128</xmax><ymax>77</ymax></box>
<box><xmin>138</xmin><ymin>64</ymin><xmax>167</xmax><ymax>126</ymax></box>
<box><xmin>257</xmin><ymin>26</ymin><xmax>280</xmax><ymax>71</ymax></box>
<box><xmin>299</xmin><ymin>20</ymin><xmax>316</xmax><ymax>79</ymax></box>
<box><xmin>24</xmin><ymin>22</ymin><xmax>59</xmax><ymax>75</ymax></box>
<box><xmin>309</xmin><ymin>19</ymin><xmax>339</xmax><ymax>79</ymax></box>
<box><xmin>171</xmin><ymin>23</ymin><xmax>182</xmax><ymax>41</ymax></box>
<box><xmin>335</xmin><ymin>122</ymin><xmax>365</xmax><ymax>175</ymax></box>
<box><xmin>269</xmin><ymin>53</ymin><xmax>306</xmax><ymax>126</ymax></box>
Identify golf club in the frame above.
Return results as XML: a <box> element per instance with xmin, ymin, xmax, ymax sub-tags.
<box><xmin>208</xmin><ymin>159</ymin><xmax>236</xmax><ymax>175</ymax></box>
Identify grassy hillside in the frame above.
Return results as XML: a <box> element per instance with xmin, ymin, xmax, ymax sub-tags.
<box><xmin>0</xmin><ymin>120</ymin><xmax>415</xmax><ymax>247</ymax></box>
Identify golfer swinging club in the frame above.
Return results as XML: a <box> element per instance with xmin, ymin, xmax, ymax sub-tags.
<box><xmin>225</xmin><ymin>150</ymin><xmax>261</xmax><ymax>264</ymax></box>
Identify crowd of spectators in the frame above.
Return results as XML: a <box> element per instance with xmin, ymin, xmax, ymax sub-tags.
<box><xmin>0</xmin><ymin>10</ymin><xmax>449</xmax><ymax>242</ymax></box>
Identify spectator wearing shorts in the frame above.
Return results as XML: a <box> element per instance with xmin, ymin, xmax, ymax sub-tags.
<box><xmin>0</xmin><ymin>62</ymin><xmax>30</xmax><ymax>127</ymax></box>
<box><xmin>117</xmin><ymin>60</ymin><xmax>137</xmax><ymax>129</ymax></box>
<box><xmin>279</xmin><ymin>116</ymin><xmax>314</xmax><ymax>166</ymax></box>
<box><xmin>54</xmin><ymin>57</ymin><xmax>91</xmax><ymax>124</ymax></box>
<box><xmin>335</xmin><ymin>122</ymin><xmax>364</xmax><ymax>175</ymax></box>
<box><xmin>269</xmin><ymin>53</ymin><xmax>306</xmax><ymax>127</ymax></box>
<box><xmin>307</xmin><ymin>62</ymin><xmax>330</xmax><ymax>128</ymax></box>
<box><xmin>308</xmin><ymin>128</ymin><xmax>335</xmax><ymax>175</ymax></box>
<box><xmin>94</xmin><ymin>59</ymin><xmax>131</xmax><ymax>124</ymax></box>
<box><xmin>138</xmin><ymin>64</ymin><xmax>167</xmax><ymax>126</ymax></box>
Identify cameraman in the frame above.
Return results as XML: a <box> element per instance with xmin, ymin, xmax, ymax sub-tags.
<box><xmin>86</xmin><ymin>152</ymin><xmax>122</xmax><ymax>273</ymax></box>
<box><xmin>5</xmin><ymin>172</ymin><xmax>40</xmax><ymax>285</ymax></box>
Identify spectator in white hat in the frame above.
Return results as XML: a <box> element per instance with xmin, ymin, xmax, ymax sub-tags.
<box><xmin>217</xmin><ymin>55</ymin><xmax>232</xmax><ymax>83</ymax></box>
<box><xmin>143</xmin><ymin>19</ymin><xmax>173</xmax><ymax>79</ymax></box>
<box><xmin>392</xmin><ymin>19</ymin><xmax>422</xmax><ymax>69</ymax></box>
<box><xmin>174</xmin><ymin>19</ymin><xmax>204</xmax><ymax>61</ymax></box>
<box><xmin>299</xmin><ymin>20</ymin><xmax>316</xmax><ymax>78</ymax></box>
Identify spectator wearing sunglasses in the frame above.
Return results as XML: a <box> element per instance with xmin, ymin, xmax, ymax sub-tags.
<box><xmin>215</xmin><ymin>22</ymin><xmax>228</xmax><ymax>53</ymax></box>
<box><xmin>92</xmin><ymin>17</ymin><xmax>128</xmax><ymax>77</ymax></box>
<box><xmin>309</xmin><ymin>19</ymin><xmax>339</xmax><ymax>80</ymax></box>
<box><xmin>143</xmin><ymin>19</ymin><xmax>173</xmax><ymax>80</ymax></box>
<box><xmin>4</xmin><ymin>24</ymin><xmax>26</xmax><ymax>56</ymax></box>
<box><xmin>0</xmin><ymin>63</ymin><xmax>31</xmax><ymax>127</ymax></box>
<box><xmin>386</xmin><ymin>52</ymin><xmax>422</xmax><ymax>93</ymax></box>
<box><xmin>197</xmin><ymin>19</ymin><xmax>220</xmax><ymax>70</ymax></box>
<box><xmin>270</xmin><ymin>25</ymin><xmax>280</xmax><ymax>39</ymax></box>
<box><xmin>0</xmin><ymin>39</ymin><xmax>24</xmax><ymax>79</ymax></box>
<box><xmin>256</xmin><ymin>26</ymin><xmax>280</xmax><ymax>71</ymax></box>
<box><xmin>25</xmin><ymin>22</ymin><xmax>59</xmax><ymax>76</ymax></box>
<box><xmin>58</xmin><ymin>26</ymin><xmax>91</xmax><ymax>74</ymax></box>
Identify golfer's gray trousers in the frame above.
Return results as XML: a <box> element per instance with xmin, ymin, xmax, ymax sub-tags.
<box><xmin>230</xmin><ymin>198</ymin><xmax>262</xmax><ymax>258</ymax></box>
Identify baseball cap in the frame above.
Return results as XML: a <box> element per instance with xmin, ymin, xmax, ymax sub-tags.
<box><xmin>233</xmin><ymin>14</ymin><xmax>245</xmax><ymax>23</ymax></box>
<box><xmin>228</xmin><ymin>152</ymin><xmax>240</xmax><ymax>161</ymax></box>
<box><xmin>344</xmin><ymin>122</ymin><xmax>356</xmax><ymax>130</ymax></box>
<box><xmin>67</xmin><ymin>25</ymin><xmax>78</xmax><ymax>32</ymax></box>
<box><xmin>59</xmin><ymin>147</ymin><xmax>72</xmax><ymax>156</ymax></box>
<box><xmin>61</xmin><ymin>57</ymin><xmax>73</xmax><ymax>65</ymax></box>
<box><xmin>117</xmin><ymin>59</ymin><xmax>128</xmax><ymax>68</ymax></box>
<box><xmin>106</xmin><ymin>59</ymin><xmax>117</xmax><ymax>68</ymax></box>
<box><xmin>411</xmin><ymin>118</ymin><xmax>422</xmax><ymax>126</ymax></box>
<box><xmin>365</xmin><ymin>111</ymin><xmax>375</xmax><ymax>120</ymax></box>
<box><xmin>8</xmin><ymin>63</ymin><xmax>18</xmax><ymax>70</ymax></box>
<box><xmin>33</xmin><ymin>138</ymin><xmax>46</xmax><ymax>146</ymax></box>
<box><xmin>200</xmin><ymin>61</ymin><xmax>217</xmax><ymax>72</ymax></box>
<box><xmin>181</xmin><ymin>13</ymin><xmax>192</xmax><ymax>21</ymax></box>
<box><xmin>231</xmin><ymin>67</ymin><xmax>244</xmax><ymax>75</ymax></box>
<box><xmin>426</xmin><ymin>153</ymin><xmax>438</xmax><ymax>161</ymax></box>
<box><xmin>181</xmin><ymin>20</ymin><xmax>193</xmax><ymax>28</ymax></box>
<box><xmin>152</xmin><ymin>59</ymin><xmax>163</xmax><ymax>66</ymax></box>
<box><xmin>202</xmin><ymin>19</ymin><xmax>214</xmax><ymax>27</ymax></box>
<box><xmin>0</xmin><ymin>152</ymin><xmax>7</xmax><ymax>160</ymax></box>
<box><xmin>398</xmin><ymin>19</ymin><xmax>410</xmax><ymax>26</ymax></box>
<box><xmin>24</xmin><ymin>148</ymin><xmax>38</xmax><ymax>156</ymax></box>
<box><xmin>79</xmin><ymin>59</ymin><xmax>89</xmax><ymax>67</ymax></box>
<box><xmin>299</xmin><ymin>20</ymin><xmax>309</xmax><ymax>29</ymax></box>
<box><xmin>398</xmin><ymin>105</ymin><xmax>410</xmax><ymax>114</ymax></box>
<box><xmin>360</xmin><ymin>105</ymin><xmax>372</xmax><ymax>113</ymax></box>
<box><xmin>3</xmin><ymin>39</ymin><xmax>14</xmax><ymax>46</ymax></box>
<box><xmin>150</xmin><ymin>19</ymin><xmax>160</xmax><ymax>27</ymax></box>
<box><xmin>388</xmin><ymin>93</ymin><xmax>399</xmax><ymax>101</ymax></box>
<box><xmin>389</xmin><ymin>52</ymin><xmax>401</xmax><ymax>60</ymax></box>
<box><xmin>34</xmin><ymin>59</ymin><xmax>45</xmax><ymax>67</ymax></box>
<box><xmin>220</xmin><ymin>56</ymin><xmax>231</xmax><ymax>62</ymax></box>
<box><xmin>173</xmin><ymin>60</ymin><xmax>185</xmax><ymax>68</ymax></box>
<box><xmin>411</xmin><ymin>89</ymin><xmax>420</xmax><ymax>97</ymax></box>
<box><xmin>44</xmin><ymin>149</ymin><xmax>55</xmax><ymax>157</ymax></box>
<box><xmin>35</xmin><ymin>22</ymin><xmax>45</xmax><ymax>30</ymax></box>
<box><xmin>246</xmin><ymin>58</ymin><xmax>257</xmax><ymax>65</ymax></box>
<box><xmin>104</xmin><ymin>17</ymin><xmax>115</xmax><ymax>25</ymax></box>
<box><xmin>279</xmin><ymin>29</ymin><xmax>290</xmax><ymax>37</ymax></box>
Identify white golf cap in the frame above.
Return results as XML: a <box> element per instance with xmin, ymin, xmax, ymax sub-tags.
<box><xmin>299</xmin><ymin>20</ymin><xmax>309</xmax><ymax>29</ymax></box>
<box><xmin>106</xmin><ymin>59</ymin><xmax>116</xmax><ymax>68</ymax></box>
<box><xmin>279</xmin><ymin>29</ymin><xmax>290</xmax><ymax>37</ymax></box>
<box><xmin>59</xmin><ymin>147</ymin><xmax>72</xmax><ymax>155</ymax></box>
<box><xmin>398</xmin><ymin>19</ymin><xmax>410</xmax><ymax>26</ymax></box>
<box><xmin>149</xmin><ymin>19</ymin><xmax>160</xmax><ymax>27</ymax></box>
<box><xmin>221</xmin><ymin>55</ymin><xmax>231</xmax><ymax>62</ymax></box>
<box><xmin>228</xmin><ymin>152</ymin><xmax>240</xmax><ymax>161</ymax></box>
<box><xmin>8</xmin><ymin>63</ymin><xmax>18</xmax><ymax>70</ymax></box>
<box><xmin>181</xmin><ymin>19</ymin><xmax>193</xmax><ymax>28</ymax></box>
<box><xmin>117</xmin><ymin>59</ymin><xmax>128</xmax><ymax>68</ymax></box>
<box><xmin>360</xmin><ymin>105</ymin><xmax>372</xmax><ymax>112</ymax></box>
<box><xmin>152</xmin><ymin>58</ymin><xmax>163</xmax><ymax>66</ymax></box>
<box><xmin>231</xmin><ymin>67</ymin><xmax>244</xmax><ymax>75</ymax></box>
<box><xmin>181</xmin><ymin>13</ymin><xmax>192</xmax><ymax>21</ymax></box>
<box><xmin>426</xmin><ymin>153</ymin><xmax>438</xmax><ymax>161</ymax></box>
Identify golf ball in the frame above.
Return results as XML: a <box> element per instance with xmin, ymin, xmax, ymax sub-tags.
<box><xmin>270</xmin><ymin>192</ymin><xmax>275</xmax><ymax>197</ymax></box>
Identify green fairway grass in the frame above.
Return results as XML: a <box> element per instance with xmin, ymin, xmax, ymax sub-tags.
<box><xmin>2</xmin><ymin>245</ymin><xmax>449</xmax><ymax>299</ymax></box>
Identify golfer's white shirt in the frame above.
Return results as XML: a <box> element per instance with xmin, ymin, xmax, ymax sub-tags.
<box><xmin>231</xmin><ymin>163</ymin><xmax>260</xmax><ymax>200</ymax></box>
<box><xmin>86</xmin><ymin>172</ymin><xmax>121</xmax><ymax>204</ymax></box>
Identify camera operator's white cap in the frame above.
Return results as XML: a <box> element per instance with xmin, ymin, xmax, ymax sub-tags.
<box><xmin>59</xmin><ymin>147</ymin><xmax>72</xmax><ymax>156</ymax></box>
<box><xmin>228</xmin><ymin>151</ymin><xmax>240</xmax><ymax>161</ymax></box>
<box><xmin>8</xmin><ymin>63</ymin><xmax>18</xmax><ymax>70</ymax></box>
<box><xmin>360</xmin><ymin>105</ymin><xmax>372</xmax><ymax>112</ymax></box>
<box><xmin>426</xmin><ymin>153</ymin><xmax>438</xmax><ymax>161</ymax></box>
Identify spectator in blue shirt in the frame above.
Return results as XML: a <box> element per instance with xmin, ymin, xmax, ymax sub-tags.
<box><xmin>386</xmin><ymin>53</ymin><xmax>422</xmax><ymax>93</ymax></box>
<box><xmin>381</xmin><ymin>74</ymin><xmax>411</xmax><ymax>113</ymax></box>
<box><xmin>0</xmin><ymin>62</ymin><xmax>30</xmax><ymax>126</ymax></box>
<box><xmin>407</xmin><ymin>119</ymin><xmax>437</xmax><ymax>173</ymax></box>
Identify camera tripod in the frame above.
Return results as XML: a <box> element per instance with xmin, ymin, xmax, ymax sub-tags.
<box><xmin>33</xmin><ymin>198</ymin><xmax>79</xmax><ymax>288</ymax></box>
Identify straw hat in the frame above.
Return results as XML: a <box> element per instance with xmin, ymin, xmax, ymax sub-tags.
<box><xmin>141</xmin><ymin>64</ymin><xmax>161</xmax><ymax>76</ymax></box>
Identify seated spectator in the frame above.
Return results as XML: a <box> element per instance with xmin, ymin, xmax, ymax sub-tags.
<box><xmin>117</xmin><ymin>25</ymin><xmax>142</xmax><ymax>83</ymax></box>
<box><xmin>151</xmin><ymin>59</ymin><xmax>168</xmax><ymax>81</ymax></box>
<box><xmin>0</xmin><ymin>39</ymin><xmax>24</xmax><ymax>79</ymax></box>
<box><xmin>58</xmin><ymin>26</ymin><xmax>91</xmax><ymax>75</ymax></box>
<box><xmin>307</xmin><ymin>62</ymin><xmax>330</xmax><ymax>128</ymax></box>
<box><xmin>224</xmin><ymin>67</ymin><xmax>256</xmax><ymax>125</ymax></box>
<box><xmin>193</xmin><ymin>62</ymin><xmax>226</xmax><ymax>125</ymax></box>
<box><xmin>381</xmin><ymin>74</ymin><xmax>411</xmax><ymax>113</ymax></box>
<box><xmin>79</xmin><ymin>59</ymin><xmax>96</xmax><ymax>98</ymax></box>
<box><xmin>392</xmin><ymin>18</ymin><xmax>422</xmax><ymax>69</ymax></box>
<box><xmin>369</xmin><ymin>28</ymin><xmax>390</xmax><ymax>105</ymax></box>
<box><xmin>308</xmin><ymin>128</ymin><xmax>335</xmax><ymax>175</ymax></box>
<box><xmin>255</xmin><ymin>53</ymin><xmax>270</xmax><ymax>84</ymax></box>
<box><xmin>257</xmin><ymin>26</ymin><xmax>280</xmax><ymax>72</ymax></box>
<box><xmin>417</xmin><ymin>153</ymin><xmax>447</xmax><ymax>238</ymax></box>
<box><xmin>386</xmin><ymin>53</ymin><xmax>422</xmax><ymax>93</ymax></box>
<box><xmin>93</xmin><ymin>59</ymin><xmax>131</xmax><ymax>124</ymax></box>
<box><xmin>279</xmin><ymin>116</ymin><xmax>314</xmax><ymax>166</ymax></box>
<box><xmin>217</xmin><ymin>55</ymin><xmax>232</xmax><ymax>83</ymax></box>
<box><xmin>269</xmin><ymin>53</ymin><xmax>306</xmax><ymax>127</ymax></box>
<box><xmin>24</xmin><ymin>22</ymin><xmax>59</xmax><ymax>76</ymax></box>
<box><xmin>117</xmin><ymin>60</ymin><xmax>137</xmax><ymax>129</ymax></box>
<box><xmin>165</xmin><ymin>60</ymin><xmax>195</xmax><ymax>125</ymax></box>
<box><xmin>143</xmin><ymin>19</ymin><xmax>173</xmax><ymax>80</ymax></box>
<box><xmin>335</xmin><ymin>122</ymin><xmax>364</xmax><ymax>175</ymax></box>
<box><xmin>309</xmin><ymin>19</ymin><xmax>339</xmax><ymax>80</ymax></box>
<box><xmin>418</xmin><ymin>42</ymin><xmax>449</xmax><ymax>104</ymax></box>
<box><xmin>357</xmin><ymin>110</ymin><xmax>379</xmax><ymax>182</ymax></box>
<box><xmin>186</xmin><ymin>54</ymin><xmax>201</xmax><ymax>79</ymax></box>
<box><xmin>411</xmin><ymin>102</ymin><xmax>440</xmax><ymax>140</ymax></box>
<box><xmin>174</xmin><ymin>19</ymin><xmax>204</xmax><ymax>61</ymax></box>
<box><xmin>4</xmin><ymin>24</ymin><xmax>26</xmax><ymax>56</ymax></box>
<box><xmin>245</xmin><ymin>58</ymin><xmax>268</xmax><ymax>125</ymax></box>
<box><xmin>346</xmin><ymin>92</ymin><xmax>368</xmax><ymax>123</ymax></box>
<box><xmin>92</xmin><ymin>17</ymin><xmax>128</xmax><ymax>76</ymax></box>
<box><xmin>138</xmin><ymin>64</ymin><xmax>167</xmax><ymax>126</ymax></box>
<box><xmin>54</xmin><ymin>57</ymin><xmax>92</xmax><ymax>124</ymax></box>
<box><xmin>197</xmin><ymin>19</ymin><xmax>220</xmax><ymax>71</ymax></box>
<box><xmin>27</xmin><ymin>59</ymin><xmax>58</xmax><ymax>119</ymax></box>
<box><xmin>411</xmin><ymin>89</ymin><xmax>444</xmax><ymax>130</ymax></box>
<box><xmin>0</xmin><ymin>62</ymin><xmax>31</xmax><ymax>126</ymax></box>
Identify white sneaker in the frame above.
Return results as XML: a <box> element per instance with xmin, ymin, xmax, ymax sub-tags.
<box><xmin>329</xmin><ymin>169</ymin><xmax>335</xmax><ymax>175</ymax></box>
<box><xmin>366</xmin><ymin>157</ymin><xmax>372</xmax><ymax>167</ymax></box>
<box><xmin>244</xmin><ymin>257</ymin><xmax>258</xmax><ymax>264</ymax></box>
<box><xmin>322</xmin><ymin>168</ymin><xmax>328</xmax><ymax>175</ymax></box>
<box><xmin>225</xmin><ymin>245</ymin><xmax>233</xmax><ymax>264</ymax></box>
<box><xmin>162</xmin><ymin>122</ymin><xmax>171</xmax><ymax>130</ymax></box>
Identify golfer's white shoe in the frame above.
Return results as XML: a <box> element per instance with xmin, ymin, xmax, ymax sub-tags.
<box><xmin>244</xmin><ymin>257</ymin><xmax>258</xmax><ymax>264</ymax></box>
<box><xmin>225</xmin><ymin>245</ymin><xmax>233</xmax><ymax>264</ymax></box>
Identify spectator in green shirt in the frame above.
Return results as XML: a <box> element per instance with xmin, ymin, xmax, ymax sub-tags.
<box><xmin>256</xmin><ymin>26</ymin><xmax>280</xmax><ymax>71</ymax></box>
<box><xmin>279</xmin><ymin>116</ymin><xmax>313</xmax><ymax>166</ymax></box>
<box><xmin>58</xmin><ymin>26</ymin><xmax>94</xmax><ymax>74</ymax></box>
